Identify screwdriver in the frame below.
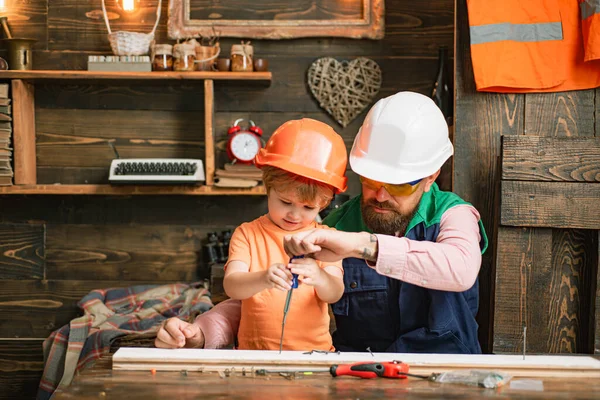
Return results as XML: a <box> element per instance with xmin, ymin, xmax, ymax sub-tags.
<box><xmin>257</xmin><ymin>360</ymin><xmax>428</xmax><ymax>379</ymax></box>
<box><xmin>279</xmin><ymin>255</ymin><xmax>303</xmax><ymax>353</ymax></box>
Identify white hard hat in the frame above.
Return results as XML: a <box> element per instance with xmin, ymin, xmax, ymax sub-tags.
<box><xmin>349</xmin><ymin>91</ymin><xmax>453</xmax><ymax>184</ymax></box>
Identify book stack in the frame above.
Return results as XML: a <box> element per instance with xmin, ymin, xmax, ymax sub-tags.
<box><xmin>0</xmin><ymin>84</ymin><xmax>12</xmax><ymax>186</ymax></box>
<box><xmin>214</xmin><ymin>163</ymin><xmax>263</xmax><ymax>188</ymax></box>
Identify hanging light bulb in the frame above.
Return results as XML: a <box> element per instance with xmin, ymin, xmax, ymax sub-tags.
<box><xmin>117</xmin><ymin>0</ymin><xmax>139</xmax><ymax>13</ymax></box>
<box><xmin>0</xmin><ymin>0</ymin><xmax>7</xmax><ymax>12</ymax></box>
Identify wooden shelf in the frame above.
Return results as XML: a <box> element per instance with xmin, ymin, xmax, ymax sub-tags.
<box><xmin>0</xmin><ymin>184</ymin><xmax>266</xmax><ymax>195</ymax></box>
<box><xmin>0</xmin><ymin>70</ymin><xmax>272</xmax><ymax>82</ymax></box>
<box><xmin>2</xmin><ymin>71</ymin><xmax>270</xmax><ymax>195</ymax></box>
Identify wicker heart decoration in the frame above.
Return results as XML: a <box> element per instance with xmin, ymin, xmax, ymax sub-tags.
<box><xmin>307</xmin><ymin>57</ymin><xmax>382</xmax><ymax>127</ymax></box>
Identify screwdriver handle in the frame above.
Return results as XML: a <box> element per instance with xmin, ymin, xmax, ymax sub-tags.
<box><xmin>290</xmin><ymin>255</ymin><xmax>303</xmax><ymax>289</ymax></box>
<box><xmin>330</xmin><ymin>362</ymin><xmax>409</xmax><ymax>379</ymax></box>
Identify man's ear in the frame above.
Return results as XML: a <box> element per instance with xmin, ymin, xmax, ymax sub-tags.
<box><xmin>422</xmin><ymin>170</ymin><xmax>441</xmax><ymax>192</ymax></box>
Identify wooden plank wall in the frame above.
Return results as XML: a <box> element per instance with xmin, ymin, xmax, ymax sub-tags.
<box><xmin>497</xmin><ymin>136</ymin><xmax>599</xmax><ymax>354</ymax></box>
<box><xmin>0</xmin><ymin>1</ymin><xmax>455</xmax><ymax>398</ymax></box>
<box><xmin>455</xmin><ymin>0</ymin><xmax>599</xmax><ymax>355</ymax></box>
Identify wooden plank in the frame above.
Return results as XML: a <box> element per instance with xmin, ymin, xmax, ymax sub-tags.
<box><xmin>0</xmin><ymin>71</ymin><xmax>272</xmax><ymax>81</ymax></box>
<box><xmin>502</xmin><ymin>136</ymin><xmax>600</xmax><ymax>182</ymax></box>
<box><xmin>524</xmin><ymin>91</ymin><xmax>595</xmax><ymax>137</ymax></box>
<box><xmin>37</xmin><ymin>166</ymin><xmax>109</xmax><ymax>184</ymax></box>
<box><xmin>204</xmin><ymin>80</ymin><xmax>215</xmax><ymax>186</ymax></box>
<box><xmin>48</xmin><ymin>0</ymin><xmax>168</xmax><ymax>52</ymax></box>
<box><xmin>521</xmin><ymin>90</ymin><xmax>597</xmax><ymax>356</ymax></box>
<box><xmin>37</xmin><ymin>134</ymin><xmax>204</xmax><ymax>168</ymax></box>
<box><xmin>0</xmin><ymin>223</ymin><xmax>45</xmax><ymax>280</ymax></box>
<box><xmin>501</xmin><ymin>180</ymin><xmax>600</xmax><ymax>230</ymax></box>
<box><xmin>0</xmin><ymin>280</ymin><xmax>173</xmax><ymax>338</ymax></box>
<box><xmin>0</xmin><ymin>184</ymin><xmax>266</xmax><ymax>195</ymax></box>
<box><xmin>0</xmin><ymin>339</ymin><xmax>44</xmax><ymax>400</ymax></box>
<box><xmin>12</xmin><ymin>80</ymin><xmax>37</xmax><ymax>185</ymax></box>
<box><xmin>493</xmin><ymin>227</ymin><xmax>595</xmax><ymax>354</ymax></box>
<box><xmin>556</xmin><ymin>228</ymin><xmax>598</xmax><ymax>354</ymax></box>
<box><xmin>1</xmin><ymin>0</ymin><xmax>48</xmax><ymax>50</ymax></box>
<box><xmin>596</xmin><ymin>237</ymin><xmax>600</xmax><ymax>354</ymax></box>
<box><xmin>455</xmin><ymin>0</ymin><xmax>525</xmax><ymax>353</ymax></box>
<box><xmin>33</xmin><ymin>56</ymin><xmax>438</xmax><ymax>113</ymax></box>
<box><xmin>46</xmin><ymin>1</ymin><xmax>451</xmax><ymax>58</ymax></box>
<box><xmin>36</xmin><ymin>108</ymin><xmax>206</xmax><ymax>140</ymax></box>
<box><xmin>494</xmin><ymin>228</ymin><xmax>552</xmax><ymax>353</ymax></box>
<box><xmin>112</xmin><ymin>347</ymin><xmax>600</xmax><ymax>378</ymax></box>
<box><xmin>0</xmin><ymin>195</ymin><xmax>268</xmax><ymax>225</ymax></box>
<box><xmin>45</xmin><ymin>224</ymin><xmax>215</xmax><ymax>281</ymax></box>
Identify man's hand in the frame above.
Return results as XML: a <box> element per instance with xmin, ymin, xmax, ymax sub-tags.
<box><xmin>283</xmin><ymin>229</ymin><xmax>379</xmax><ymax>262</ymax></box>
<box><xmin>288</xmin><ymin>257</ymin><xmax>325</xmax><ymax>287</ymax></box>
<box><xmin>155</xmin><ymin>317</ymin><xmax>205</xmax><ymax>349</ymax></box>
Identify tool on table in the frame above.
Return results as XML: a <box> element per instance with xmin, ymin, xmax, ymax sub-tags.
<box><xmin>278</xmin><ymin>255</ymin><xmax>303</xmax><ymax>353</ymax></box>
<box><xmin>256</xmin><ymin>360</ymin><xmax>512</xmax><ymax>388</ymax></box>
<box><xmin>256</xmin><ymin>361</ymin><xmax>420</xmax><ymax>379</ymax></box>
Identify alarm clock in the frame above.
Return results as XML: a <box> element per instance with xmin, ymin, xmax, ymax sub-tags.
<box><xmin>226</xmin><ymin>118</ymin><xmax>263</xmax><ymax>164</ymax></box>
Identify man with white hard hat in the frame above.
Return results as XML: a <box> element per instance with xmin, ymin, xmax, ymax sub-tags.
<box><xmin>156</xmin><ymin>91</ymin><xmax>487</xmax><ymax>354</ymax></box>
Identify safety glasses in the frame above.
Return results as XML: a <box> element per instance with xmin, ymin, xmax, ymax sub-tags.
<box><xmin>359</xmin><ymin>176</ymin><xmax>422</xmax><ymax>196</ymax></box>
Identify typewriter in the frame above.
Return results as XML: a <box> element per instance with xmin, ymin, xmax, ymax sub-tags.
<box><xmin>108</xmin><ymin>158</ymin><xmax>205</xmax><ymax>184</ymax></box>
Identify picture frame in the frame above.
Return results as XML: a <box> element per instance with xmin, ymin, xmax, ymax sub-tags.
<box><xmin>168</xmin><ymin>0</ymin><xmax>384</xmax><ymax>40</ymax></box>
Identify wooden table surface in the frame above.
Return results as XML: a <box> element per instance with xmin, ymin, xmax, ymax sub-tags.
<box><xmin>53</xmin><ymin>355</ymin><xmax>600</xmax><ymax>400</ymax></box>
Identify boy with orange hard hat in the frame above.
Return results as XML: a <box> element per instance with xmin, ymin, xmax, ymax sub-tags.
<box><xmin>222</xmin><ymin>118</ymin><xmax>347</xmax><ymax>351</ymax></box>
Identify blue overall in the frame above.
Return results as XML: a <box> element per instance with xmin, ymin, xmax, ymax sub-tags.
<box><xmin>323</xmin><ymin>184</ymin><xmax>488</xmax><ymax>354</ymax></box>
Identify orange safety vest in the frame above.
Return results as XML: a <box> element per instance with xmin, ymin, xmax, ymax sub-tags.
<box><xmin>467</xmin><ymin>0</ymin><xmax>600</xmax><ymax>93</ymax></box>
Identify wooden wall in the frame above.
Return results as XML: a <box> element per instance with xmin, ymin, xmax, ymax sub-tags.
<box><xmin>455</xmin><ymin>0</ymin><xmax>599</xmax><ymax>356</ymax></box>
<box><xmin>0</xmin><ymin>1</ymin><xmax>455</xmax><ymax>398</ymax></box>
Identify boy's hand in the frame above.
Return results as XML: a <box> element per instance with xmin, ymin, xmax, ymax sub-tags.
<box><xmin>288</xmin><ymin>257</ymin><xmax>325</xmax><ymax>287</ymax></box>
<box><xmin>155</xmin><ymin>317</ymin><xmax>205</xmax><ymax>349</ymax></box>
<box><xmin>264</xmin><ymin>263</ymin><xmax>293</xmax><ymax>291</ymax></box>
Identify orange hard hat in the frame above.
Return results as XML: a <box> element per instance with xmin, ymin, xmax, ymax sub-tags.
<box><xmin>255</xmin><ymin>118</ymin><xmax>348</xmax><ymax>193</ymax></box>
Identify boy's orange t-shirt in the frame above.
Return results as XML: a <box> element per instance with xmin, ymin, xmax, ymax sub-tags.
<box><xmin>225</xmin><ymin>215</ymin><xmax>343</xmax><ymax>351</ymax></box>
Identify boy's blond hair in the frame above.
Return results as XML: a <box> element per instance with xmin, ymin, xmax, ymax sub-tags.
<box><xmin>262</xmin><ymin>166</ymin><xmax>334</xmax><ymax>209</ymax></box>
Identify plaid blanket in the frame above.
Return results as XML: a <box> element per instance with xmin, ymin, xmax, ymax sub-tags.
<box><xmin>37</xmin><ymin>282</ymin><xmax>213</xmax><ymax>400</ymax></box>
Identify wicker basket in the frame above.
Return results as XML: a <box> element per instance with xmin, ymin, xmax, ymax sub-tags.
<box><xmin>101</xmin><ymin>0</ymin><xmax>162</xmax><ymax>56</ymax></box>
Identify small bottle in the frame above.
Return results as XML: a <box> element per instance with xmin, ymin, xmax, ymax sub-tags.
<box><xmin>230</xmin><ymin>43</ymin><xmax>253</xmax><ymax>72</ymax></box>
<box><xmin>173</xmin><ymin>43</ymin><xmax>196</xmax><ymax>72</ymax></box>
<box><xmin>152</xmin><ymin>44</ymin><xmax>173</xmax><ymax>71</ymax></box>
<box><xmin>431</xmin><ymin>46</ymin><xmax>453</xmax><ymax>125</ymax></box>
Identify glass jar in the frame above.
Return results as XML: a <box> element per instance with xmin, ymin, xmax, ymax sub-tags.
<box><xmin>230</xmin><ymin>44</ymin><xmax>253</xmax><ymax>72</ymax></box>
<box><xmin>152</xmin><ymin>44</ymin><xmax>173</xmax><ymax>71</ymax></box>
<box><xmin>173</xmin><ymin>43</ymin><xmax>196</xmax><ymax>72</ymax></box>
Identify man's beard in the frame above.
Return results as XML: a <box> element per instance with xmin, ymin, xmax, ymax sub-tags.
<box><xmin>361</xmin><ymin>198</ymin><xmax>417</xmax><ymax>236</ymax></box>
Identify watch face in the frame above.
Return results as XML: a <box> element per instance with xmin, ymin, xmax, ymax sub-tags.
<box><xmin>230</xmin><ymin>132</ymin><xmax>260</xmax><ymax>161</ymax></box>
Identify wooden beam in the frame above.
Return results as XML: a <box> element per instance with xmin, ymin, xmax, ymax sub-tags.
<box><xmin>12</xmin><ymin>80</ymin><xmax>36</xmax><ymax>185</ymax></box>
<box><xmin>112</xmin><ymin>347</ymin><xmax>600</xmax><ymax>378</ymax></box>
<box><xmin>596</xmin><ymin>237</ymin><xmax>600</xmax><ymax>354</ymax></box>
<box><xmin>0</xmin><ymin>339</ymin><xmax>44</xmax><ymax>400</ymax></box>
<box><xmin>501</xmin><ymin>181</ymin><xmax>600</xmax><ymax>229</ymax></box>
<box><xmin>204</xmin><ymin>79</ymin><xmax>215</xmax><ymax>186</ymax></box>
<box><xmin>0</xmin><ymin>184</ymin><xmax>265</xmax><ymax>195</ymax></box>
<box><xmin>502</xmin><ymin>136</ymin><xmax>600</xmax><ymax>182</ymax></box>
<box><xmin>0</xmin><ymin>70</ymin><xmax>272</xmax><ymax>82</ymax></box>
